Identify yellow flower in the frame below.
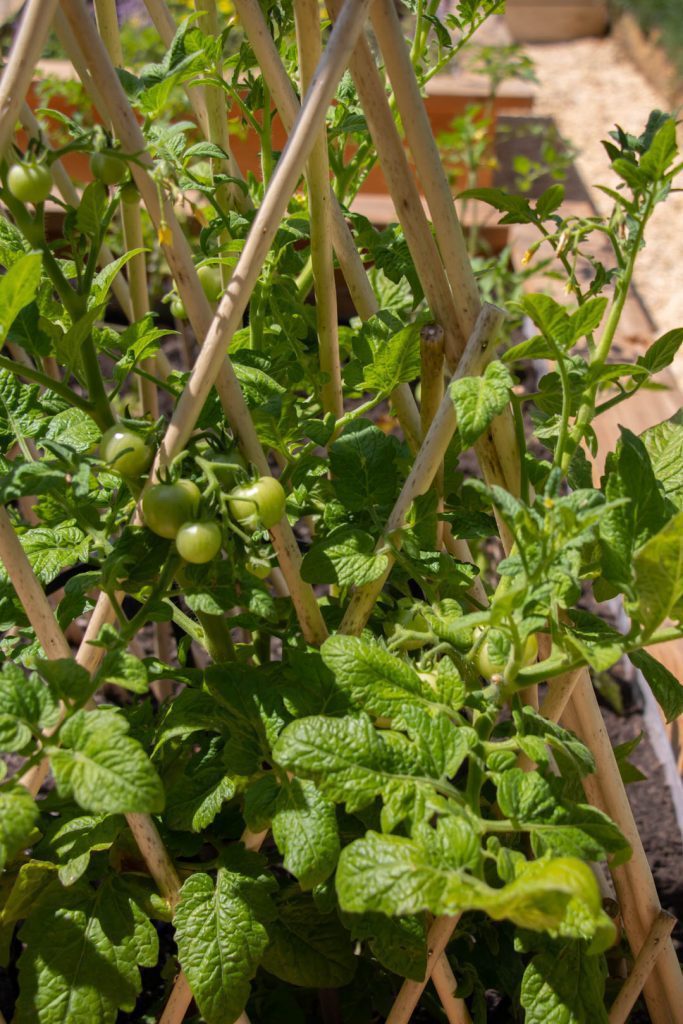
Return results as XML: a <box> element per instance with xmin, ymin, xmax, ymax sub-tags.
<box><xmin>158</xmin><ymin>222</ymin><xmax>173</xmax><ymax>247</ymax></box>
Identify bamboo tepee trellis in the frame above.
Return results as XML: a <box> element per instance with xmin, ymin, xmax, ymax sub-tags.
<box><xmin>0</xmin><ymin>1</ymin><xmax>680</xmax><ymax>1022</ymax></box>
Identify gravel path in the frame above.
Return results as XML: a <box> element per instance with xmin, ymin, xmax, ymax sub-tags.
<box><xmin>524</xmin><ymin>35</ymin><xmax>683</xmax><ymax>383</ymax></box>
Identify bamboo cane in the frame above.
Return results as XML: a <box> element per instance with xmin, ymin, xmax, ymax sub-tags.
<box><xmin>0</xmin><ymin>508</ymin><xmax>180</xmax><ymax>904</ymax></box>
<box><xmin>608</xmin><ymin>911</ymin><xmax>677</xmax><ymax>1024</ymax></box>
<box><xmin>294</xmin><ymin>0</ymin><xmax>343</xmax><ymax>420</ymax></box>
<box><xmin>420</xmin><ymin>322</ymin><xmax>445</xmax><ymax>547</ymax></box>
<box><xmin>386</xmin><ymin>915</ymin><xmax>461</xmax><ymax>1024</ymax></box>
<box><xmin>0</xmin><ymin>0</ymin><xmax>60</xmax><ymax>158</ymax></box>
<box><xmin>340</xmin><ymin>304</ymin><xmax>504</xmax><ymax>637</ymax></box>
<box><xmin>563</xmin><ymin>671</ymin><xmax>683</xmax><ymax>1023</ymax></box>
<box><xmin>369</xmin><ymin>0</ymin><xmax>522</xmax><ymax>499</ymax></box>
<box><xmin>58</xmin><ymin>0</ymin><xmax>342</xmax><ymax>645</ymax></box>
<box><xmin>93</xmin><ymin>0</ymin><xmax>159</xmax><ymax>419</ymax></box>
<box><xmin>233</xmin><ymin>0</ymin><xmax>421</xmax><ymax>451</ymax></box>
<box><xmin>431</xmin><ymin>955</ymin><xmax>473</xmax><ymax>1024</ymax></box>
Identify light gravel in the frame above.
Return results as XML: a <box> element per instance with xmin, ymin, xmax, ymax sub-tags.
<box><xmin>525</xmin><ymin>35</ymin><xmax>683</xmax><ymax>384</ymax></box>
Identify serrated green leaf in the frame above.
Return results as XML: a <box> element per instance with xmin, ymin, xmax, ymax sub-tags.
<box><xmin>632</xmin><ymin>510</ymin><xmax>683</xmax><ymax>633</ymax></box>
<box><xmin>629</xmin><ymin>649</ymin><xmax>683</xmax><ymax>723</ymax></box>
<box><xmin>450</xmin><ymin>361</ymin><xmax>513</xmax><ymax>447</ymax></box>
<box><xmin>261</xmin><ymin>895</ymin><xmax>356</xmax><ymax>987</ymax></box>
<box><xmin>0</xmin><ymin>662</ymin><xmax>59</xmax><ymax>752</ymax></box>
<box><xmin>35</xmin><ymin>657</ymin><xmax>94</xmax><ymax>705</ymax></box>
<box><xmin>166</xmin><ymin>739</ymin><xmax>235</xmax><ymax>832</ymax></box>
<box><xmin>363</xmin><ymin>321</ymin><xmax>422</xmax><ymax>393</ymax></box>
<box><xmin>301</xmin><ymin>527</ymin><xmax>388</xmax><ymax>588</ymax></box>
<box><xmin>46</xmin><ymin>408</ymin><xmax>101</xmax><ymax>453</ymax></box>
<box><xmin>337</xmin><ymin>833</ymin><xmax>615</xmax><ymax>949</ymax></box>
<box><xmin>521</xmin><ymin>941</ymin><xmax>608</xmax><ymax>1024</ymax></box>
<box><xmin>76</xmin><ymin>181</ymin><xmax>108</xmax><ymax>238</ymax></box>
<box><xmin>272</xmin><ymin>777</ymin><xmax>340</xmax><ymax>890</ymax></box>
<box><xmin>175</xmin><ymin>866</ymin><xmax>273</xmax><ymax>1024</ymax></box>
<box><xmin>329</xmin><ymin>421</ymin><xmax>400</xmax><ymax>513</ymax></box>
<box><xmin>89</xmin><ymin>249</ymin><xmax>146</xmax><ymax>309</ymax></box>
<box><xmin>14</xmin><ymin>522</ymin><xmax>90</xmax><ymax>585</ymax></box>
<box><xmin>496</xmin><ymin>769</ymin><xmax>630</xmax><ymax>862</ymax></box>
<box><xmin>640</xmin><ymin>412</ymin><xmax>683</xmax><ymax>510</ymax></box>
<box><xmin>0</xmin><ymin>252</ymin><xmax>42</xmax><ymax>344</ymax></box>
<box><xmin>0</xmin><ymin>783</ymin><xmax>37</xmax><ymax>872</ymax></box>
<box><xmin>343</xmin><ymin>910</ymin><xmax>427</xmax><ymax>981</ymax></box>
<box><xmin>95</xmin><ymin>648</ymin><xmax>148</xmax><ymax>694</ymax></box>
<box><xmin>37</xmin><ymin>813</ymin><xmax>124</xmax><ymax>886</ymax></box>
<box><xmin>15</xmin><ymin>874</ymin><xmax>158</xmax><ymax>1024</ymax></box>
<box><xmin>49</xmin><ymin>709</ymin><xmax>164</xmax><ymax>814</ymax></box>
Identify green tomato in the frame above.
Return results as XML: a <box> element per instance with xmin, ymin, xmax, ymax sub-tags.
<box><xmin>175</xmin><ymin>520</ymin><xmax>222</xmax><ymax>563</ymax></box>
<box><xmin>120</xmin><ymin>181</ymin><xmax>139</xmax><ymax>205</ymax></box>
<box><xmin>170</xmin><ymin>295</ymin><xmax>187</xmax><ymax>320</ymax></box>
<box><xmin>90</xmin><ymin>151</ymin><xmax>127</xmax><ymax>185</ymax></box>
<box><xmin>7</xmin><ymin>162</ymin><xmax>52</xmax><ymax>204</ymax></box>
<box><xmin>474</xmin><ymin>628</ymin><xmax>538</xmax><ymax>679</ymax></box>
<box><xmin>384</xmin><ymin>606</ymin><xmax>430</xmax><ymax>650</ymax></box>
<box><xmin>228</xmin><ymin>476</ymin><xmax>286</xmax><ymax>531</ymax></box>
<box><xmin>100</xmin><ymin>425</ymin><xmax>152</xmax><ymax>479</ymax></box>
<box><xmin>142</xmin><ymin>480</ymin><xmax>201</xmax><ymax>539</ymax></box>
<box><xmin>197</xmin><ymin>264</ymin><xmax>223</xmax><ymax>302</ymax></box>
<box><xmin>208</xmin><ymin>450</ymin><xmax>247</xmax><ymax>488</ymax></box>
<box><xmin>245</xmin><ymin>558</ymin><xmax>270</xmax><ymax>580</ymax></box>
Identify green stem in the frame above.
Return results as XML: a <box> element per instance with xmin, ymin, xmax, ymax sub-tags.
<box><xmin>0</xmin><ymin>353</ymin><xmax>95</xmax><ymax>415</ymax></box>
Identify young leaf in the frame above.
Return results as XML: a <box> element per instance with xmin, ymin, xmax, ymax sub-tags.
<box><xmin>0</xmin><ymin>251</ymin><xmax>42</xmax><ymax>344</ymax></box>
<box><xmin>0</xmin><ymin>662</ymin><xmax>59</xmax><ymax>753</ymax></box>
<box><xmin>329</xmin><ymin>422</ymin><xmax>400</xmax><ymax>513</ymax></box>
<box><xmin>0</xmin><ymin>783</ymin><xmax>38</xmax><ymax>872</ymax></box>
<box><xmin>632</xmin><ymin>510</ymin><xmax>683</xmax><ymax>633</ymax></box>
<box><xmin>521</xmin><ymin>940</ymin><xmax>608</xmax><ymax>1024</ymax></box>
<box><xmin>261</xmin><ymin>895</ymin><xmax>356</xmax><ymax>987</ymax></box>
<box><xmin>450</xmin><ymin>361</ymin><xmax>514</xmax><ymax>448</ymax></box>
<box><xmin>174</xmin><ymin>863</ymin><xmax>274</xmax><ymax>1024</ymax></box>
<box><xmin>300</xmin><ymin>527</ymin><xmax>389</xmax><ymax>588</ymax></box>
<box><xmin>36</xmin><ymin>812</ymin><xmax>125</xmax><ymax>887</ymax></box>
<box><xmin>272</xmin><ymin>777</ymin><xmax>340</xmax><ymax>890</ymax></box>
<box><xmin>49</xmin><ymin>709</ymin><xmax>165</xmax><ymax>814</ymax></box>
<box><xmin>629</xmin><ymin>649</ymin><xmax>683</xmax><ymax>723</ymax></box>
<box><xmin>336</xmin><ymin>832</ymin><xmax>615</xmax><ymax>949</ymax></box>
<box><xmin>640</xmin><ymin>412</ymin><xmax>683</xmax><ymax>510</ymax></box>
<box><xmin>636</xmin><ymin>328</ymin><xmax>683</xmax><ymax>375</ymax></box>
<box><xmin>165</xmin><ymin>739</ymin><xmax>235</xmax><ymax>832</ymax></box>
<box><xmin>15</xmin><ymin>874</ymin><xmax>158</xmax><ymax>1024</ymax></box>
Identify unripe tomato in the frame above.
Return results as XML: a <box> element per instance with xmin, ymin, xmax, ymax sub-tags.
<box><xmin>384</xmin><ymin>606</ymin><xmax>431</xmax><ymax>650</ymax></box>
<box><xmin>474</xmin><ymin>628</ymin><xmax>538</xmax><ymax>680</ymax></box>
<box><xmin>7</xmin><ymin>162</ymin><xmax>52</xmax><ymax>204</ymax></box>
<box><xmin>176</xmin><ymin>520</ymin><xmax>222</xmax><ymax>563</ymax></box>
<box><xmin>245</xmin><ymin>558</ymin><xmax>270</xmax><ymax>579</ymax></box>
<box><xmin>120</xmin><ymin>181</ymin><xmax>139</xmax><ymax>205</ymax></box>
<box><xmin>208</xmin><ymin>450</ymin><xmax>247</xmax><ymax>488</ymax></box>
<box><xmin>228</xmin><ymin>477</ymin><xmax>286</xmax><ymax>530</ymax></box>
<box><xmin>197</xmin><ymin>264</ymin><xmax>222</xmax><ymax>302</ymax></box>
<box><xmin>90</xmin><ymin>152</ymin><xmax>127</xmax><ymax>185</ymax></box>
<box><xmin>142</xmin><ymin>480</ymin><xmax>201</xmax><ymax>539</ymax></box>
<box><xmin>170</xmin><ymin>295</ymin><xmax>187</xmax><ymax>320</ymax></box>
<box><xmin>100</xmin><ymin>425</ymin><xmax>152</xmax><ymax>479</ymax></box>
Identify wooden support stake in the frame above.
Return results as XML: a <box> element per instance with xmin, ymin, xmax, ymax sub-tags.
<box><xmin>0</xmin><ymin>508</ymin><xmax>180</xmax><ymax>905</ymax></box>
<box><xmin>565</xmin><ymin>670</ymin><xmax>683</xmax><ymax>1023</ymax></box>
<box><xmin>386</xmin><ymin>915</ymin><xmax>461</xmax><ymax>1024</ymax></box>
<box><xmin>420</xmin><ymin>322</ymin><xmax>445</xmax><ymax>547</ymax></box>
<box><xmin>0</xmin><ymin>0</ymin><xmax>59</xmax><ymax>158</ymax></box>
<box><xmin>294</xmin><ymin>0</ymin><xmax>343</xmax><ymax>420</ymax></box>
<box><xmin>232</xmin><ymin>0</ymin><xmax>422</xmax><ymax>452</ymax></box>
<box><xmin>341</xmin><ymin>304</ymin><xmax>504</xmax><ymax>637</ymax></box>
<box><xmin>608</xmin><ymin>911</ymin><xmax>677</xmax><ymax>1024</ymax></box>
<box><xmin>431</xmin><ymin>955</ymin><xmax>473</xmax><ymax>1024</ymax></box>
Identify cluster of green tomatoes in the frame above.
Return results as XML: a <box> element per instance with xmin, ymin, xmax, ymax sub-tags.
<box><xmin>99</xmin><ymin>425</ymin><xmax>286</xmax><ymax>567</ymax></box>
<box><xmin>7</xmin><ymin>146</ymin><xmax>131</xmax><ymax>205</ymax></box>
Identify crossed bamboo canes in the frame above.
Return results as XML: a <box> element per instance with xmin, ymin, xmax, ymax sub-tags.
<box><xmin>0</xmin><ymin>0</ymin><xmax>680</xmax><ymax>1022</ymax></box>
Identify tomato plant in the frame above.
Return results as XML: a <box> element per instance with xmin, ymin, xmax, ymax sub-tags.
<box><xmin>0</xmin><ymin>5</ymin><xmax>681</xmax><ymax>1024</ymax></box>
